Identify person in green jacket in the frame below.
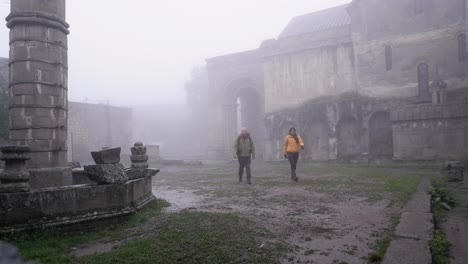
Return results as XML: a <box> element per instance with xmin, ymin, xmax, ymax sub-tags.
<box><xmin>233</xmin><ymin>127</ymin><xmax>255</xmax><ymax>184</ymax></box>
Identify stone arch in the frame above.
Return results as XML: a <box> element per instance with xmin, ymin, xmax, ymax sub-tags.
<box><xmin>369</xmin><ymin>111</ymin><xmax>393</xmax><ymax>158</ymax></box>
<box><xmin>223</xmin><ymin>78</ymin><xmax>263</xmax><ymax>158</ymax></box>
<box><xmin>303</xmin><ymin>119</ymin><xmax>330</xmax><ymax>161</ymax></box>
<box><xmin>336</xmin><ymin>115</ymin><xmax>360</xmax><ymax>158</ymax></box>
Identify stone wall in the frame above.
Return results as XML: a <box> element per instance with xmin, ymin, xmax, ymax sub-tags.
<box><xmin>263</xmin><ymin>43</ymin><xmax>355</xmax><ymax>113</ymax></box>
<box><xmin>392</xmin><ymin>103</ymin><xmax>468</xmax><ymax>160</ymax></box>
<box><xmin>205</xmin><ymin>50</ymin><xmax>264</xmax><ymax>159</ymax></box>
<box><xmin>349</xmin><ymin>0</ymin><xmax>468</xmax><ymax>98</ymax></box>
<box><xmin>264</xmin><ymin>93</ymin><xmax>410</xmax><ymax>161</ymax></box>
<box><xmin>68</xmin><ymin>102</ymin><xmax>132</xmax><ymax>163</ymax></box>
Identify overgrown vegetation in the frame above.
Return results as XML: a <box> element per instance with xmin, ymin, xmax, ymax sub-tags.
<box><xmin>3</xmin><ymin>199</ymin><xmax>286</xmax><ymax>264</ymax></box>
<box><xmin>80</xmin><ymin>211</ymin><xmax>287</xmax><ymax>264</ymax></box>
<box><xmin>1</xmin><ymin>198</ymin><xmax>170</xmax><ymax>263</ymax></box>
<box><xmin>366</xmin><ymin>213</ymin><xmax>400</xmax><ymax>263</ymax></box>
<box><xmin>430</xmin><ymin>230</ymin><xmax>450</xmax><ymax>264</ymax></box>
<box><xmin>127</xmin><ymin>199</ymin><xmax>170</xmax><ymax>227</ymax></box>
<box><xmin>429</xmin><ymin>177</ymin><xmax>455</xmax><ymax>217</ymax></box>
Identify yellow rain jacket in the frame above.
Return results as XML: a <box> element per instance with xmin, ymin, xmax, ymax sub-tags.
<box><xmin>283</xmin><ymin>135</ymin><xmax>304</xmax><ymax>155</ymax></box>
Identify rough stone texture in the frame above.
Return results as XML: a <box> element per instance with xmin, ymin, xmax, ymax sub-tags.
<box><xmin>395</xmin><ymin>212</ymin><xmax>433</xmax><ymax>240</ymax></box>
<box><xmin>0</xmin><ymin>176</ymin><xmax>154</xmax><ymax>233</ymax></box>
<box><xmin>7</xmin><ymin>0</ymin><xmax>70</xmax><ymax>168</ymax></box>
<box><xmin>392</xmin><ymin>103</ymin><xmax>468</xmax><ymax>160</ymax></box>
<box><xmin>130</xmin><ymin>142</ymin><xmax>148</xmax><ymax>169</ymax></box>
<box><xmin>91</xmin><ymin>147</ymin><xmax>121</xmax><ymax>164</ymax></box>
<box><xmin>71</xmin><ymin>169</ymin><xmax>95</xmax><ymax>185</ymax></box>
<box><xmin>0</xmin><ymin>241</ymin><xmax>33</xmax><ymax>264</ymax></box>
<box><xmin>84</xmin><ymin>164</ymin><xmax>128</xmax><ymax>184</ymax></box>
<box><xmin>126</xmin><ymin>168</ymin><xmax>159</xmax><ymax>180</ymax></box>
<box><xmin>29</xmin><ymin>167</ymin><xmax>72</xmax><ymax>189</ymax></box>
<box><xmin>0</xmin><ymin>145</ymin><xmax>30</xmax><ymax>193</ymax></box>
<box><xmin>402</xmin><ymin>194</ymin><xmax>431</xmax><ymax>213</ymax></box>
<box><xmin>382</xmin><ymin>238</ymin><xmax>431</xmax><ymax>264</ymax></box>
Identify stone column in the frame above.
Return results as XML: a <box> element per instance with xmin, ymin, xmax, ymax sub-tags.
<box><xmin>6</xmin><ymin>0</ymin><xmax>69</xmax><ymax>168</ymax></box>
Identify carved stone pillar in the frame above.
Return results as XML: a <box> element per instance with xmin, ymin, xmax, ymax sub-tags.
<box><xmin>130</xmin><ymin>142</ymin><xmax>149</xmax><ymax>169</ymax></box>
<box><xmin>6</xmin><ymin>0</ymin><xmax>69</xmax><ymax>168</ymax></box>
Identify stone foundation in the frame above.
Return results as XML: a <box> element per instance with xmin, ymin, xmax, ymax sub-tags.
<box><xmin>0</xmin><ymin>176</ymin><xmax>154</xmax><ymax>233</ymax></box>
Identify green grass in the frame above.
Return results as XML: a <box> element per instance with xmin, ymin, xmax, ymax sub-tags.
<box><xmin>429</xmin><ymin>177</ymin><xmax>455</xmax><ymax>218</ymax></box>
<box><xmin>127</xmin><ymin>198</ymin><xmax>170</xmax><ymax>227</ymax></box>
<box><xmin>263</xmin><ymin>166</ymin><xmax>421</xmax><ymax>206</ymax></box>
<box><xmin>5</xmin><ymin>206</ymin><xmax>287</xmax><ymax>264</ymax></box>
<box><xmin>366</xmin><ymin>213</ymin><xmax>400</xmax><ymax>263</ymax></box>
<box><xmin>79</xmin><ymin>211</ymin><xmax>287</xmax><ymax>264</ymax></box>
<box><xmin>2</xmin><ymin>229</ymin><xmax>114</xmax><ymax>263</ymax></box>
<box><xmin>2</xmin><ymin>199</ymin><xmax>170</xmax><ymax>264</ymax></box>
<box><xmin>430</xmin><ymin>230</ymin><xmax>450</xmax><ymax>264</ymax></box>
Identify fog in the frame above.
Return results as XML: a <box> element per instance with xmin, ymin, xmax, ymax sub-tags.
<box><xmin>0</xmin><ymin>0</ymin><xmax>354</xmax><ymax>160</ymax></box>
<box><xmin>0</xmin><ymin>0</ymin><xmax>350</xmax><ymax>106</ymax></box>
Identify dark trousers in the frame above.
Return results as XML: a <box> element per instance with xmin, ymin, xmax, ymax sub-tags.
<box><xmin>238</xmin><ymin>156</ymin><xmax>251</xmax><ymax>181</ymax></box>
<box><xmin>287</xmin><ymin>152</ymin><xmax>299</xmax><ymax>178</ymax></box>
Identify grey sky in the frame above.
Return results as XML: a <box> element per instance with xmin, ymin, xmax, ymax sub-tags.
<box><xmin>0</xmin><ymin>0</ymin><xmax>351</xmax><ymax>106</ymax></box>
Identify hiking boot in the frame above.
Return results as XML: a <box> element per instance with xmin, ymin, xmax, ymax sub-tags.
<box><xmin>294</xmin><ymin>177</ymin><xmax>299</xmax><ymax>182</ymax></box>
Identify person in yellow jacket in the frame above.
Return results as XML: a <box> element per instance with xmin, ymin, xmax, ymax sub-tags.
<box><xmin>283</xmin><ymin>127</ymin><xmax>304</xmax><ymax>182</ymax></box>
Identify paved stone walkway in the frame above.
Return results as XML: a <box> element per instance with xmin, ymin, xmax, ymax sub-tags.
<box><xmin>382</xmin><ymin>177</ymin><xmax>433</xmax><ymax>264</ymax></box>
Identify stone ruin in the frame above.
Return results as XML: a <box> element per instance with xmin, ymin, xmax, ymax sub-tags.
<box><xmin>0</xmin><ymin>0</ymin><xmax>158</xmax><ymax>234</ymax></box>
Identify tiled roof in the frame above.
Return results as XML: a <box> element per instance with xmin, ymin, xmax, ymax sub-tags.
<box><xmin>278</xmin><ymin>4</ymin><xmax>351</xmax><ymax>39</ymax></box>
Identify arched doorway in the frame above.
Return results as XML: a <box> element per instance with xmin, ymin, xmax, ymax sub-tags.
<box><xmin>233</xmin><ymin>87</ymin><xmax>262</xmax><ymax>139</ymax></box>
<box><xmin>337</xmin><ymin>116</ymin><xmax>361</xmax><ymax>158</ymax></box>
<box><xmin>369</xmin><ymin>111</ymin><xmax>393</xmax><ymax>158</ymax></box>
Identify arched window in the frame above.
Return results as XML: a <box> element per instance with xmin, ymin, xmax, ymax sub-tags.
<box><xmin>385</xmin><ymin>46</ymin><xmax>392</xmax><ymax>71</ymax></box>
<box><xmin>415</xmin><ymin>0</ymin><xmax>423</xmax><ymax>14</ymax></box>
<box><xmin>458</xmin><ymin>34</ymin><xmax>467</xmax><ymax>62</ymax></box>
<box><xmin>417</xmin><ymin>63</ymin><xmax>429</xmax><ymax>97</ymax></box>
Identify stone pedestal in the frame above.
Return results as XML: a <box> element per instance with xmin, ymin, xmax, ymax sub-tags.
<box><xmin>130</xmin><ymin>142</ymin><xmax>148</xmax><ymax>169</ymax></box>
<box><xmin>0</xmin><ymin>145</ymin><xmax>30</xmax><ymax>193</ymax></box>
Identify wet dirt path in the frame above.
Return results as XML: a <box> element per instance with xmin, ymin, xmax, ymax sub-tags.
<box><xmin>152</xmin><ymin>161</ymin><xmax>431</xmax><ymax>264</ymax></box>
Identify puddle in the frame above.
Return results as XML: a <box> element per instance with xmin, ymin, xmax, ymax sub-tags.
<box><xmin>153</xmin><ymin>186</ymin><xmax>204</xmax><ymax>212</ymax></box>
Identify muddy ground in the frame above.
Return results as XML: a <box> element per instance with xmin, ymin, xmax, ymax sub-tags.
<box><xmin>151</xmin><ymin>160</ymin><xmax>435</xmax><ymax>264</ymax></box>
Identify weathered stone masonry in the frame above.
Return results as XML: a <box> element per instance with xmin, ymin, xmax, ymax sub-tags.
<box><xmin>205</xmin><ymin>0</ymin><xmax>468</xmax><ymax>161</ymax></box>
<box><xmin>7</xmin><ymin>0</ymin><xmax>69</xmax><ymax>168</ymax></box>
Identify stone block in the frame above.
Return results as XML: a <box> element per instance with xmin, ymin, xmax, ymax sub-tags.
<box><xmin>71</xmin><ymin>169</ymin><xmax>95</xmax><ymax>185</ymax></box>
<box><xmin>27</xmin><ymin>150</ymin><xmax>68</xmax><ymax>168</ymax></box>
<box><xmin>403</xmin><ymin>194</ymin><xmax>431</xmax><ymax>213</ymax></box>
<box><xmin>29</xmin><ymin>167</ymin><xmax>72</xmax><ymax>189</ymax></box>
<box><xmin>382</xmin><ymin>238</ymin><xmax>431</xmax><ymax>264</ymax></box>
<box><xmin>91</xmin><ymin>147</ymin><xmax>121</xmax><ymax>164</ymax></box>
<box><xmin>395</xmin><ymin>212</ymin><xmax>433</xmax><ymax>240</ymax></box>
<box><xmin>126</xmin><ymin>168</ymin><xmax>159</xmax><ymax>180</ymax></box>
<box><xmin>11</xmin><ymin>83</ymin><xmax>39</xmax><ymax>96</ymax></box>
<box><xmin>84</xmin><ymin>164</ymin><xmax>127</xmax><ymax>184</ymax></box>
